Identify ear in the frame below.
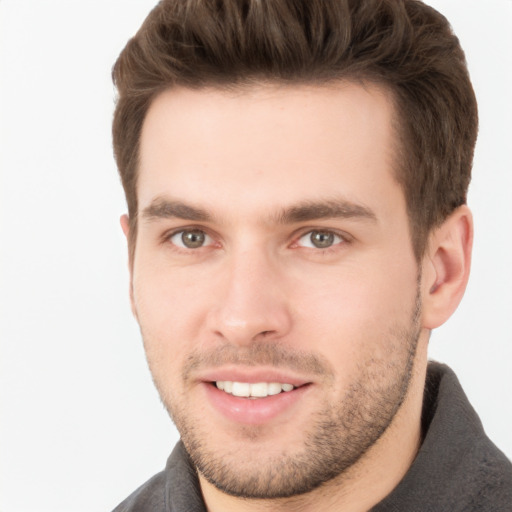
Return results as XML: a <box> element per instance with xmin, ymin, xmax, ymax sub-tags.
<box><xmin>119</xmin><ymin>214</ymin><xmax>137</xmax><ymax>319</ymax></box>
<box><xmin>120</xmin><ymin>214</ymin><xmax>130</xmax><ymax>238</ymax></box>
<box><xmin>421</xmin><ymin>205</ymin><xmax>473</xmax><ymax>329</ymax></box>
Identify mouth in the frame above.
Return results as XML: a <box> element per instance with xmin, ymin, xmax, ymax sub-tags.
<box><xmin>197</xmin><ymin>368</ymin><xmax>313</xmax><ymax>424</ymax></box>
<box><xmin>214</xmin><ymin>381</ymin><xmax>296</xmax><ymax>399</ymax></box>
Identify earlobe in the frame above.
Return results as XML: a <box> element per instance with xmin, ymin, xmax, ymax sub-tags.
<box><xmin>421</xmin><ymin>206</ymin><xmax>473</xmax><ymax>329</ymax></box>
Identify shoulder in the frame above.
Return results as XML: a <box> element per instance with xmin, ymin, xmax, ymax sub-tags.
<box><xmin>110</xmin><ymin>442</ymin><xmax>205</xmax><ymax>512</ymax></box>
<box><xmin>460</xmin><ymin>435</ymin><xmax>512</xmax><ymax>510</ymax></box>
<box><xmin>373</xmin><ymin>363</ymin><xmax>512</xmax><ymax>511</ymax></box>
<box><xmin>424</xmin><ymin>362</ymin><xmax>512</xmax><ymax>509</ymax></box>
<box><xmin>111</xmin><ymin>470</ymin><xmax>166</xmax><ymax>512</ymax></box>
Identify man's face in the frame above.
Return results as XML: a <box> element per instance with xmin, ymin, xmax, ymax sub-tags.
<box><xmin>130</xmin><ymin>83</ymin><xmax>424</xmax><ymax>498</ymax></box>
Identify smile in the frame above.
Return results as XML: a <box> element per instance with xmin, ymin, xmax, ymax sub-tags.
<box><xmin>203</xmin><ymin>378</ymin><xmax>312</xmax><ymax>424</ymax></box>
<box><xmin>216</xmin><ymin>381</ymin><xmax>296</xmax><ymax>398</ymax></box>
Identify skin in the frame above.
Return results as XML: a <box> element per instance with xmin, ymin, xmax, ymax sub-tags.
<box><xmin>122</xmin><ymin>83</ymin><xmax>473</xmax><ymax>512</ymax></box>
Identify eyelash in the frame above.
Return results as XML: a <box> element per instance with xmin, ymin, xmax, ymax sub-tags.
<box><xmin>161</xmin><ymin>227</ymin><xmax>350</xmax><ymax>254</ymax></box>
<box><xmin>161</xmin><ymin>226</ymin><xmax>217</xmax><ymax>252</ymax></box>
<box><xmin>291</xmin><ymin>228</ymin><xmax>350</xmax><ymax>254</ymax></box>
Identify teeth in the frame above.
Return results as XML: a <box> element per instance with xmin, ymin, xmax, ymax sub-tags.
<box><xmin>267</xmin><ymin>383</ymin><xmax>282</xmax><ymax>396</ymax></box>
<box><xmin>250</xmin><ymin>382</ymin><xmax>269</xmax><ymax>397</ymax></box>
<box><xmin>232</xmin><ymin>382</ymin><xmax>250</xmax><ymax>397</ymax></box>
<box><xmin>215</xmin><ymin>381</ymin><xmax>296</xmax><ymax>398</ymax></box>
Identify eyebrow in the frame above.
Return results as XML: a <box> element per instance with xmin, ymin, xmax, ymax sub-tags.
<box><xmin>273</xmin><ymin>199</ymin><xmax>377</xmax><ymax>224</ymax></box>
<box><xmin>142</xmin><ymin>198</ymin><xmax>212</xmax><ymax>222</ymax></box>
<box><xmin>141</xmin><ymin>197</ymin><xmax>377</xmax><ymax>225</ymax></box>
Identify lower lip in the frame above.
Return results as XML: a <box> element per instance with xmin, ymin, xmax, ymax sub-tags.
<box><xmin>202</xmin><ymin>383</ymin><xmax>311</xmax><ymax>425</ymax></box>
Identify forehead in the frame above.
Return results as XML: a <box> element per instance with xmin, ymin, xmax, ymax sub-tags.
<box><xmin>137</xmin><ymin>82</ymin><xmax>402</xmax><ymax>221</ymax></box>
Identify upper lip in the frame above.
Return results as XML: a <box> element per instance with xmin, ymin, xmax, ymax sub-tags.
<box><xmin>195</xmin><ymin>366</ymin><xmax>313</xmax><ymax>387</ymax></box>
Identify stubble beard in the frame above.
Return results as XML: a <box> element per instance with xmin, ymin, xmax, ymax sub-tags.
<box><xmin>149</xmin><ymin>293</ymin><xmax>422</xmax><ymax>500</ymax></box>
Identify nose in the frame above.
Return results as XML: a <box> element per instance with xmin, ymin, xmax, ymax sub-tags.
<box><xmin>206</xmin><ymin>249</ymin><xmax>293</xmax><ymax>345</ymax></box>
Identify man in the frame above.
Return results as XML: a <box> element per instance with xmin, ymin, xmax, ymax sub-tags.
<box><xmin>111</xmin><ymin>0</ymin><xmax>512</xmax><ymax>510</ymax></box>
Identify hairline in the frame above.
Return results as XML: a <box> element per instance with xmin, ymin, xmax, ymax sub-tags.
<box><xmin>126</xmin><ymin>78</ymin><xmax>427</xmax><ymax>265</ymax></box>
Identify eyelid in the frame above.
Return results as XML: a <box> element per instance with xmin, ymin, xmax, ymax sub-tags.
<box><xmin>161</xmin><ymin>225</ymin><xmax>218</xmax><ymax>248</ymax></box>
<box><xmin>159</xmin><ymin>225</ymin><xmax>351</xmax><ymax>251</ymax></box>
<box><xmin>292</xmin><ymin>227</ymin><xmax>351</xmax><ymax>249</ymax></box>
<box><xmin>172</xmin><ymin>231</ymin><xmax>213</xmax><ymax>249</ymax></box>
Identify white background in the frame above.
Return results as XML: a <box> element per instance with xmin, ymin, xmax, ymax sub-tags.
<box><xmin>0</xmin><ymin>1</ymin><xmax>511</xmax><ymax>511</ymax></box>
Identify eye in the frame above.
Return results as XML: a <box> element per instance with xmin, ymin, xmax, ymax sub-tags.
<box><xmin>170</xmin><ymin>229</ymin><xmax>213</xmax><ymax>249</ymax></box>
<box><xmin>297</xmin><ymin>230</ymin><xmax>344</xmax><ymax>249</ymax></box>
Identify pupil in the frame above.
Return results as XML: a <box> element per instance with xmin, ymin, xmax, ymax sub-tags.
<box><xmin>311</xmin><ymin>231</ymin><xmax>334</xmax><ymax>248</ymax></box>
<box><xmin>182</xmin><ymin>230</ymin><xmax>205</xmax><ymax>248</ymax></box>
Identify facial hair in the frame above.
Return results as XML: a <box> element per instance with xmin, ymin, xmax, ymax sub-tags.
<box><xmin>149</xmin><ymin>290</ymin><xmax>422</xmax><ymax>499</ymax></box>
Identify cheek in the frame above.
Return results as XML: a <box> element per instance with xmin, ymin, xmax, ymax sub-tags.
<box><xmin>292</xmin><ymin>258</ymin><xmax>418</xmax><ymax>372</ymax></box>
<box><xmin>132</xmin><ymin>263</ymin><xmax>211</xmax><ymax>366</ymax></box>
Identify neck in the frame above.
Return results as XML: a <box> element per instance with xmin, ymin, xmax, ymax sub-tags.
<box><xmin>200</xmin><ymin>338</ymin><xmax>429</xmax><ymax>512</ymax></box>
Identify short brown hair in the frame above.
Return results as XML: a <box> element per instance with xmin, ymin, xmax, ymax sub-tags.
<box><xmin>112</xmin><ymin>0</ymin><xmax>478</xmax><ymax>260</ymax></box>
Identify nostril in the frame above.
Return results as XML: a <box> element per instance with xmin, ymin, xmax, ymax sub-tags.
<box><xmin>256</xmin><ymin>330</ymin><xmax>279</xmax><ymax>340</ymax></box>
